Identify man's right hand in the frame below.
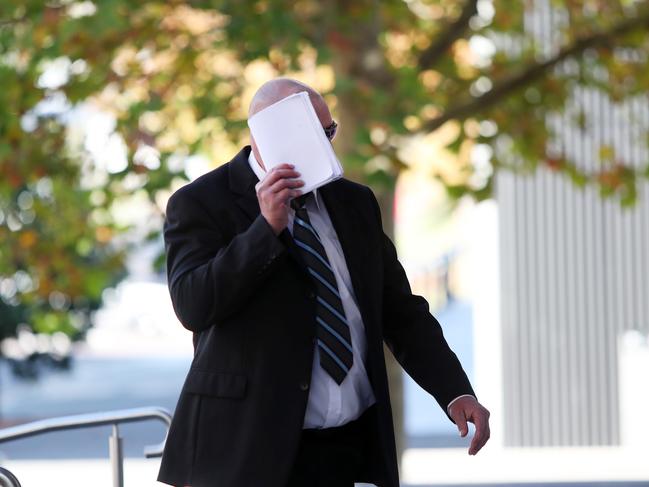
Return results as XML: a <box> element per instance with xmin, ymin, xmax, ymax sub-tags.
<box><xmin>256</xmin><ymin>163</ymin><xmax>304</xmax><ymax>235</ymax></box>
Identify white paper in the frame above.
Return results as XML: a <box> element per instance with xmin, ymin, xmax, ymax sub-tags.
<box><xmin>247</xmin><ymin>91</ymin><xmax>343</xmax><ymax>194</ymax></box>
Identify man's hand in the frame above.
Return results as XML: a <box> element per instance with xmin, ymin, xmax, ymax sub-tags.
<box><xmin>256</xmin><ymin>164</ymin><xmax>304</xmax><ymax>235</ymax></box>
<box><xmin>448</xmin><ymin>396</ymin><xmax>490</xmax><ymax>455</ymax></box>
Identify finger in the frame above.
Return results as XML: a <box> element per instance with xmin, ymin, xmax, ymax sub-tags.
<box><xmin>479</xmin><ymin>425</ymin><xmax>491</xmax><ymax>453</ymax></box>
<box><xmin>258</xmin><ymin>175</ymin><xmax>301</xmax><ymax>202</ymax></box>
<box><xmin>274</xmin><ymin>188</ymin><xmax>302</xmax><ymax>204</ymax></box>
<box><xmin>259</xmin><ymin>168</ymin><xmax>301</xmax><ymax>189</ymax></box>
<box><xmin>268</xmin><ymin>178</ymin><xmax>305</xmax><ymax>194</ymax></box>
<box><xmin>469</xmin><ymin>427</ymin><xmax>490</xmax><ymax>455</ymax></box>
<box><xmin>452</xmin><ymin>408</ymin><xmax>469</xmax><ymax>438</ymax></box>
<box><xmin>477</xmin><ymin>416</ymin><xmax>491</xmax><ymax>452</ymax></box>
<box><xmin>468</xmin><ymin>413</ymin><xmax>490</xmax><ymax>455</ymax></box>
<box><xmin>269</xmin><ymin>164</ymin><xmax>297</xmax><ymax>176</ymax></box>
<box><xmin>468</xmin><ymin>424</ymin><xmax>481</xmax><ymax>454</ymax></box>
<box><xmin>260</xmin><ymin>169</ymin><xmax>301</xmax><ymax>189</ymax></box>
<box><xmin>266</xmin><ymin>163</ymin><xmax>295</xmax><ymax>174</ymax></box>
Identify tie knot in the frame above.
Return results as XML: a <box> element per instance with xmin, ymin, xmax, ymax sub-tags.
<box><xmin>290</xmin><ymin>193</ymin><xmax>311</xmax><ymax>211</ymax></box>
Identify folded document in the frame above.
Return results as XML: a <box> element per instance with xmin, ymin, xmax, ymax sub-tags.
<box><xmin>247</xmin><ymin>91</ymin><xmax>343</xmax><ymax>194</ymax></box>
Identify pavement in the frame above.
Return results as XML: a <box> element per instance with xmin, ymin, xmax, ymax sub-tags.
<box><xmin>402</xmin><ymin>447</ymin><xmax>649</xmax><ymax>485</ymax></box>
<box><xmin>1</xmin><ymin>446</ymin><xmax>648</xmax><ymax>487</ymax></box>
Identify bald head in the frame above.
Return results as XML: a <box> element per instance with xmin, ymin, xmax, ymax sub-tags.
<box><xmin>248</xmin><ymin>78</ymin><xmax>334</xmax><ymax>170</ymax></box>
<box><xmin>248</xmin><ymin>78</ymin><xmax>332</xmax><ymax>123</ymax></box>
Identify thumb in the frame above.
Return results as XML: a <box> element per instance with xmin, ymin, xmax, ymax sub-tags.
<box><xmin>455</xmin><ymin>409</ymin><xmax>468</xmax><ymax>437</ymax></box>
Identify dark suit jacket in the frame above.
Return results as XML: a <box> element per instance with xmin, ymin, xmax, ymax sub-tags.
<box><xmin>157</xmin><ymin>146</ymin><xmax>474</xmax><ymax>487</ymax></box>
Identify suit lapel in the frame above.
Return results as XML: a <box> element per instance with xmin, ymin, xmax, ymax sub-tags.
<box><xmin>229</xmin><ymin>146</ymin><xmax>258</xmax><ymax>218</ymax></box>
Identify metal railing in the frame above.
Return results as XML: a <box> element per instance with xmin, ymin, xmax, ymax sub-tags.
<box><xmin>0</xmin><ymin>407</ymin><xmax>172</xmax><ymax>487</ymax></box>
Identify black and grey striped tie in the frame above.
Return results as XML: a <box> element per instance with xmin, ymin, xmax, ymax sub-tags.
<box><xmin>291</xmin><ymin>194</ymin><xmax>353</xmax><ymax>385</ymax></box>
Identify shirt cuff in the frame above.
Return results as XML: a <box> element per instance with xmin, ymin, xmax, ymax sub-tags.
<box><xmin>446</xmin><ymin>394</ymin><xmax>476</xmax><ymax>415</ymax></box>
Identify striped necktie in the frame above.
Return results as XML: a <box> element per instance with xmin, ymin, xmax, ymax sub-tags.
<box><xmin>291</xmin><ymin>194</ymin><xmax>353</xmax><ymax>385</ymax></box>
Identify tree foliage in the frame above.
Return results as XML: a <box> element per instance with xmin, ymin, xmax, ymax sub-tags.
<box><xmin>1</xmin><ymin>0</ymin><xmax>648</xmax><ymax>340</ymax></box>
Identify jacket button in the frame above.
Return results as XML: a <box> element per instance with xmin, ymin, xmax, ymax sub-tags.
<box><xmin>308</xmin><ymin>291</ymin><xmax>316</xmax><ymax>299</ymax></box>
<box><xmin>300</xmin><ymin>381</ymin><xmax>309</xmax><ymax>391</ymax></box>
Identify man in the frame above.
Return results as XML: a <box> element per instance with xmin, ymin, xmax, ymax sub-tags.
<box><xmin>158</xmin><ymin>78</ymin><xmax>490</xmax><ymax>487</ymax></box>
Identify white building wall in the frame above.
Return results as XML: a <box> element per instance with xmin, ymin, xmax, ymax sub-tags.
<box><xmin>494</xmin><ymin>101</ymin><xmax>649</xmax><ymax>446</ymax></box>
<box><xmin>486</xmin><ymin>0</ymin><xmax>649</xmax><ymax>447</ymax></box>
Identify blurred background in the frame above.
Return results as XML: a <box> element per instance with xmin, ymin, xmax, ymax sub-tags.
<box><xmin>0</xmin><ymin>0</ymin><xmax>648</xmax><ymax>486</ymax></box>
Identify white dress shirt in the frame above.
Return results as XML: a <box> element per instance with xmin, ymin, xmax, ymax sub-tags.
<box><xmin>247</xmin><ymin>151</ymin><xmax>473</xmax><ymax>427</ymax></box>
<box><xmin>248</xmin><ymin>151</ymin><xmax>376</xmax><ymax>428</ymax></box>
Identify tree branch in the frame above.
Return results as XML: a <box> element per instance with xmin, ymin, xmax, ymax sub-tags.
<box><xmin>421</xmin><ymin>10</ymin><xmax>649</xmax><ymax>133</ymax></box>
<box><xmin>417</xmin><ymin>0</ymin><xmax>478</xmax><ymax>70</ymax></box>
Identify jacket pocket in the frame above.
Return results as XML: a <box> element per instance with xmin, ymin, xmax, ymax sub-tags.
<box><xmin>183</xmin><ymin>368</ymin><xmax>247</xmax><ymax>398</ymax></box>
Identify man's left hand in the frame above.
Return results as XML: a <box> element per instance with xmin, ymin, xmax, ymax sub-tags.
<box><xmin>448</xmin><ymin>396</ymin><xmax>490</xmax><ymax>455</ymax></box>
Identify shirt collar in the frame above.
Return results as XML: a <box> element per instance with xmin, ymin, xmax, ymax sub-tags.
<box><xmin>248</xmin><ymin>149</ymin><xmax>321</xmax><ymax>210</ymax></box>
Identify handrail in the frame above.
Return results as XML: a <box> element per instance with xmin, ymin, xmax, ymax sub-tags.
<box><xmin>0</xmin><ymin>407</ymin><xmax>172</xmax><ymax>487</ymax></box>
<box><xmin>0</xmin><ymin>406</ymin><xmax>171</xmax><ymax>458</ymax></box>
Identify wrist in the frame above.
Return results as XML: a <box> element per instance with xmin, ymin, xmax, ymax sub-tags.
<box><xmin>447</xmin><ymin>394</ymin><xmax>476</xmax><ymax>414</ymax></box>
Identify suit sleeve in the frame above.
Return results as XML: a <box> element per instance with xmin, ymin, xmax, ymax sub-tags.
<box><xmin>164</xmin><ymin>188</ymin><xmax>286</xmax><ymax>332</ymax></box>
<box><xmin>366</xmin><ymin>188</ymin><xmax>475</xmax><ymax>420</ymax></box>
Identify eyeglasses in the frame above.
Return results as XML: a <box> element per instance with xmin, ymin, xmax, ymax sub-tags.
<box><xmin>324</xmin><ymin>120</ymin><xmax>338</xmax><ymax>141</ymax></box>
